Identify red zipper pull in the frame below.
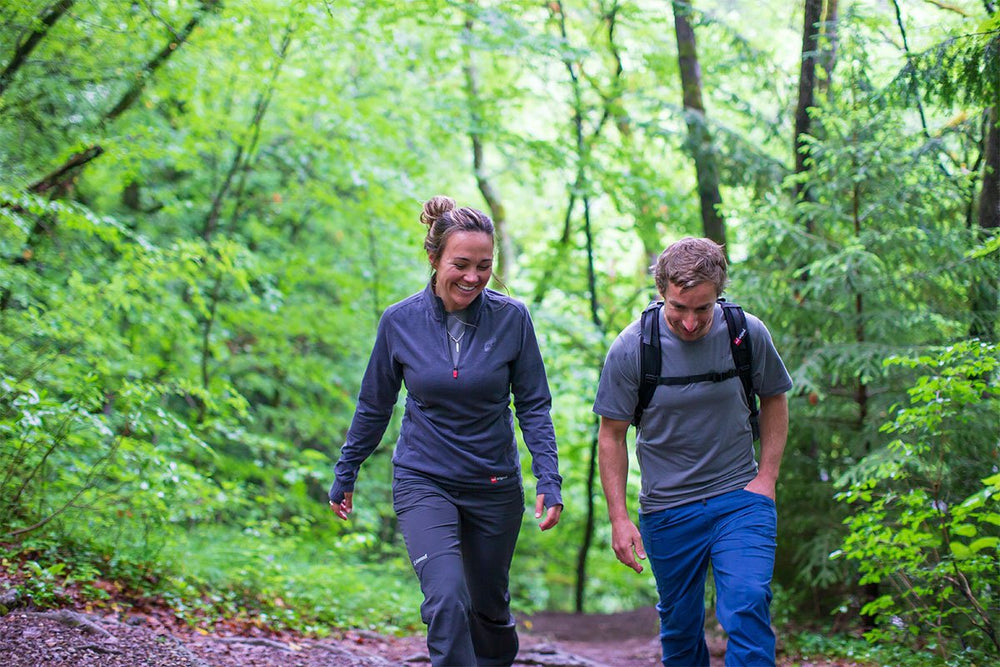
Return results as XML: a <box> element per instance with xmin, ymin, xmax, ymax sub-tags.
<box><xmin>453</xmin><ymin>368</ymin><xmax>458</xmax><ymax>379</ymax></box>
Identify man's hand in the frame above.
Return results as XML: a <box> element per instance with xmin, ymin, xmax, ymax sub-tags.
<box><xmin>611</xmin><ymin>518</ymin><xmax>646</xmax><ymax>573</ymax></box>
<box><xmin>743</xmin><ymin>475</ymin><xmax>776</xmax><ymax>500</ymax></box>
<box><xmin>745</xmin><ymin>393</ymin><xmax>789</xmax><ymax>502</ymax></box>
<box><xmin>535</xmin><ymin>494</ymin><xmax>562</xmax><ymax>531</ymax></box>
<box><xmin>598</xmin><ymin>417</ymin><xmax>644</xmax><ymax>572</ymax></box>
<box><xmin>329</xmin><ymin>492</ymin><xmax>353</xmax><ymax>520</ymax></box>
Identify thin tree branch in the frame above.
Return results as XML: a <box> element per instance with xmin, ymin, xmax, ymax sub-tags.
<box><xmin>5</xmin><ymin>432</ymin><xmax>126</xmax><ymax>538</ymax></box>
<box><xmin>0</xmin><ymin>0</ymin><xmax>74</xmax><ymax>99</ymax></box>
<box><xmin>921</xmin><ymin>0</ymin><xmax>974</xmax><ymax>15</ymax></box>
<box><xmin>225</xmin><ymin>27</ymin><xmax>295</xmax><ymax>231</ymax></box>
<box><xmin>0</xmin><ymin>144</ymin><xmax>103</xmax><ymax>311</ymax></box>
<box><xmin>0</xmin><ymin>433</ymin><xmax>35</xmax><ymax>500</ymax></box>
<box><xmin>891</xmin><ymin>0</ymin><xmax>932</xmax><ymax>139</ymax></box>
<box><xmin>533</xmin><ymin>1</ymin><xmax>593</xmax><ymax>309</ymax></box>
<box><xmin>946</xmin><ymin>565</ymin><xmax>1000</xmax><ymax>650</ymax></box>
<box><xmin>27</xmin><ymin>145</ymin><xmax>104</xmax><ymax>194</ymax></box>
<box><xmin>104</xmin><ymin>0</ymin><xmax>220</xmax><ymax>121</ymax></box>
<box><xmin>204</xmin><ymin>25</ymin><xmax>293</xmax><ymax>240</ymax></box>
<box><xmin>138</xmin><ymin>0</ymin><xmax>183</xmax><ymax>40</ymax></box>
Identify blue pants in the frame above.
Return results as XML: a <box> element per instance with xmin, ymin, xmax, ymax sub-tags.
<box><xmin>639</xmin><ymin>489</ymin><xmax>777</xmax><ymax>667</ymax></box>
<box><xmin>393</xmin><ymin>471</ymin><xmax>524</xmax><ymax>667</ymax></box>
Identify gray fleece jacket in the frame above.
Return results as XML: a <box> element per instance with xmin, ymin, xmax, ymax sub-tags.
<box><xmin>329</xmin><ymin>282</ymin><xmax>562</xmax><ymax>507</ymax></box>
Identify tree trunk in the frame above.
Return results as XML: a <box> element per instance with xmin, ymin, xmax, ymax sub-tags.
<box><xmin>971</xmin><ymin>107</ymin><xmax>999</xmax><ymax>341</ymax></box>
<box><xmin>537</xmin><ymin>0</ymin><xmax>607</xmax><ymax>613</ymax></box>
<box><xmin>794</xmin><ymin>0</ymin><xmax>824</xmax><ymax>222</ymax></box>
<box><xmin>672</xmin><ymin>1</ymin><xmax>727</xmax><ymax>250</ymax></box>
<box><xmin>817</xmin><ymin>0</ymin><xmax>839</xmax><ymax>100</ymax></box>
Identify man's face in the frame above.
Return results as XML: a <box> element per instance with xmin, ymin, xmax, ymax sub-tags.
<box><xmin>661</xmin><ymin>281</ymin><xmax>717</xmax><ymax>342</ymax></box>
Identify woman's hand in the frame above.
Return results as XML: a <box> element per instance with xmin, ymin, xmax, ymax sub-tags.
<box><xmin>535</xmin><ymin>494</ymin><xmax>562</xmax><ymax>531</ymax></box>
<box><xmin>329</xmin><ymin>492</ymin><xmax>353</xmax><ymax>520</ymax></box>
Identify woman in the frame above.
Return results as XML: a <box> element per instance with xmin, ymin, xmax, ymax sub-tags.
<box><xmin>329</xmin><ymin>195</ymin><xmax>563</xmax><ymax>666</ymax></box>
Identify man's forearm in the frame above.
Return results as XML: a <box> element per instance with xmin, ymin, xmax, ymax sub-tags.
<box><xmin>756</xmin><ymin>393</ymin><xmax>789</xmax><ymax>484</ymax></box>
<box><xmin>598</xmin><ymin>422</ymin><xmax>632</xmax><ymax>522</ymax></box>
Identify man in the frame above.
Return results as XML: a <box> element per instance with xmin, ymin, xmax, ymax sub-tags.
<box><xmin>593</xmin><ymin>237</ymin><xmax>791</xmax><ymax>667</ymax></box>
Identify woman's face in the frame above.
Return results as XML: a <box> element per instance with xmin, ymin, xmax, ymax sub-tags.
<box><xmin>430</xmin><ymin>231</ymin><xmax>494</xmax><ymax>312</ymax></box>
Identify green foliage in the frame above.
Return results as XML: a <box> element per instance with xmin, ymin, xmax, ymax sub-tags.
<box><xmin>1</xmin><ymin>536</ymin><xmax>137</xmax><ymax>612</ymax></box>
<box><xmin>0</xmin><ymin>192</ymin><xmax>234</xmax><ymax>550</ymax></box>
<box><xmin>733</xmin><ymin>6</ymin><xmax>998</xmax><ymax>618</ymax></box>
<box><xmin>834</xmin><ymin>340</ymin><xmax>1000</xmax><ymax>661</ymax></box>
<box><xmin>156</xmin><ymin>524</ymin><xmax>422</xmax><ymax>635</ymax></box>
<box><xmin>781</xmin><ymin>628</ymin><xmax>972</xmax><ymax>667</ymax></box>
<box><xmin>1</xmin><ymin>0</ymin><xmax>998</xmax><ymax>648</ymax></box>
<box><xmin>15</xmin><ymin>560</ymin><xmax>69</xmax><ymax>608</ymax></box>
<box><xmin>895</xmin><ymin>13</ymin><xmax>1000</xmax><ymax>108</ymax></box>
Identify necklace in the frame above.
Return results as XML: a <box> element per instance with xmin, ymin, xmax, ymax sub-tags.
<box><xmin>447</xmin><ymin>328</ymin><xmax>465</xmax><ymax>352</ymax></box>
<box><xmin>447</xmin><ymin>315</ymin><xmax>467</xmax><ymax>378</ymax></box>
<box><xmin>447</xmin><ymin>322</ymin><xmax>466</xmax><ymax>344</ymax></box>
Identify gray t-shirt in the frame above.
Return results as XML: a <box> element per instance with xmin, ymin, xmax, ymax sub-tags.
<box><xmin>593</xmin><ymin>303</ymin><xmax>792</xmax><ymax>513</ymax></box>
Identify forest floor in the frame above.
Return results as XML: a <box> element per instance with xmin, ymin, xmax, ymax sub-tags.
<box><xmin>0</xmin><ymin>605</ymin><xmax>870</xmax><ymax>667</ymax></box>
<box><xmin>0</xmin><ymin>570</ymin><xmax>865</xmax><ymax>667</ymax></box>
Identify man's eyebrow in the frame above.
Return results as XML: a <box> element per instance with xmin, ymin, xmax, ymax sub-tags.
<box><xmin>667</xmin><ymin>299</ymin><xmax>713</xmax><ymax>308</ymax></box>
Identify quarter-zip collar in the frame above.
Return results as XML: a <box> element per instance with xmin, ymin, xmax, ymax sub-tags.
<box><xmin>425</xmin><ymin>278</ymin><xmax>488</xmax><ymax>380</ymax></box>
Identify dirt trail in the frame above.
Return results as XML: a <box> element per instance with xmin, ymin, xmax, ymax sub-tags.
<box><xmin>0</xmin><ymin>605</ymin><xmax>855</xmax><ymax>666</ymax></box>
<box><xmin>0</xmin><ymin>606</ymin><xmax>664</xmax><ymax>667</ymax></box>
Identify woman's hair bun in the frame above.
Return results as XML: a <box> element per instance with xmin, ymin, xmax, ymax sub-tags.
<box><xmin>420</xmin><ymin>195</ymin><xmax>456</xmax><ymax>227</ymax></box>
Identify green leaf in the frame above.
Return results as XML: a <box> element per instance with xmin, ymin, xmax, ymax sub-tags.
<box><xmin>949</xmin><ymin>542</ymin><xmax>973</xmax><ymax>560</ymax></box>
<box><xmin>951</xmin><ymin>524</ymin><xmax>977</xmax><ymax>538</ymax></box>
<box><xmin>968</xmin><ymin>537</ymin><xmax>999</xmax><ymax>553</ymax></box>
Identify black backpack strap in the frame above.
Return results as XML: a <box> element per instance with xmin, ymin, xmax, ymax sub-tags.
<box><xmin>632</xmin><ymin>301</ymin><xmax>662</xmax><ymax>427</ymax></box>
<box><xmin>719</xmin><ymin>300</ymin><xmax>759</xmax><ymax>441</ymax></box>
<box><xmin>657</xmin><ymin>368</ymin><xmax>739</xmax><ymax>386</ymax></box>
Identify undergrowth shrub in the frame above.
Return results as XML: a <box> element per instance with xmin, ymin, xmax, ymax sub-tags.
<box><xmin>834</xmin><ymin>340</ymin><xmax>999</xmax><ymax>663</ymax></box>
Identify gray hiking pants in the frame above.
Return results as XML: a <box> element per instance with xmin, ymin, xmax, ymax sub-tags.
<box><xmin>392</xmin><ymin>469</ymin><xmax>524</xmax><ymax>666</ymax></box>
